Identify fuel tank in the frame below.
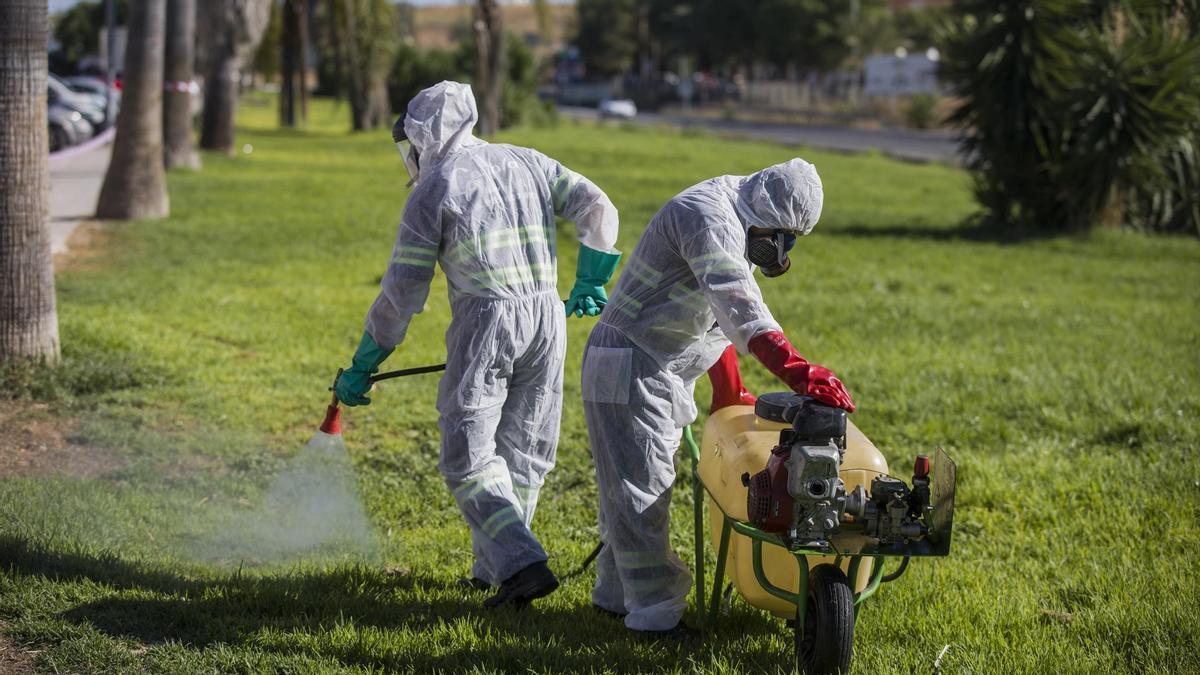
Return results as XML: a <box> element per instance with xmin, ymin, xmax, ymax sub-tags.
<box><xmin>697</xmin><ymin>404</ymin><xmax>889</xmax><ymax>617</ymax></box>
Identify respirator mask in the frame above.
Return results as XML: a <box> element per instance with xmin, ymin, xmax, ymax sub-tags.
<box><xmin>746</xmin><ymin>230</ymin><xmax>796</xmax><ymax>277</ymax></box>
<box><xmin>392</xmin><ymin>115</ymin><xmax>420</xmax><ymax>186</ymax></box>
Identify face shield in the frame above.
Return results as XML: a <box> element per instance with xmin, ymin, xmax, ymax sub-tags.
<box><xmin>746</xmin><ymin>230</ymin><xmax>797</xmax><ymax>278</ymax></box>
<box><xmin>397</xmin><ymin>141</ymin><xmax>421</xmax><ymax>186</ymax></box>
<box><xmin>392</xmin><ymin>116</ymin><xmax>420</xmax><ymax>186</ymax></box>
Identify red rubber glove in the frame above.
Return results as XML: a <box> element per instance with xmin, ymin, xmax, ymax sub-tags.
<box><xmin>747</xmin><ymin>331</ymin><xmax>855</xmax><ymax>412</ymax></box>
<box><xmin>707</xmin><ymin>344</ymin><xmax>758</xmax><ymax>413</ymax></box>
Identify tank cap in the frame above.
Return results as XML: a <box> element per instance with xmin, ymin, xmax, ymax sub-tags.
<box><xmin>753</xmin><ymin>392</ymin><xmax>805</xmax><ymax>423</ymax></box>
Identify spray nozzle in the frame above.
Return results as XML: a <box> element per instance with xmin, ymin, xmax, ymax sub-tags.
<box><xmin>320</xmin><ymin>368</ymin><xmax>344</xmax><ymax>435</ymax></box>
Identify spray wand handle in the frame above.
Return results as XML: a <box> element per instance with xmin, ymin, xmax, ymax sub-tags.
<box><xmin>369</xmin><ymin>363</ymin><xmax>447</xmax><ymax>383</ymax></box>
<box><xmin>325</xmin><ymin>362</ymin><xmax>445</xmax><ymax>409</ymax></box>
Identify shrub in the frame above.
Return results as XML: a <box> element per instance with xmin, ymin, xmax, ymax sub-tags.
<box><xmin>942</xmin><ymin>0</ymin><xmax>1200</xmax><ymax>235</ymax></box>
<box><xmin>388</xmin><ymin>34</ymin><xmax>557</xmax><ymax>131</ymax></box>
<box><xmin>1053</xmin><ymin>7</ymin><xmax>1200</xmax><ymax>231</ymax></box>
<box><xmin>941</xmin><ymin>0</ymin><xmax>1079</xmax><ymax>229</ymax></box>
<box><xmin>387</xmin><ymin>43</ymin><xmax>462</xmax><ymax>116</ymax></box>
<box><xmin>904</xmin><ymin>93</ymin><xmax>939</xmax><ymax>130</ymax></box>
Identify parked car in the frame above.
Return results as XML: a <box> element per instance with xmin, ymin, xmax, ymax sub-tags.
<box><xmin>48</xmin><ymin>74</ymin><xmax>107</xmax><ymax>130</ymax></box>
<box><xmin>64</xmin><ymin>75</ymin><xmax>121</xmax><ymax>108</ymax></box>
<box><xmin>48</xmin><ymin>103</ymin><xmax>94</xmax><ymax>152</ymax></box>
<box><xmin>75</xmin><ymin>59</ymin><xmax>122</xmax><ymax>90</ymax></box>
<box><xmin>598</xmin><ymin>98</ymin><xmax>638</xmax><ymax>120</ymax></box>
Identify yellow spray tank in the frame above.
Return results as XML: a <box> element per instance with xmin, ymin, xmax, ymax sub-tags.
<box><xmin>696</xmin><ymin>403</ymin><xmax>888</xmax><ymax>618</ymax></box>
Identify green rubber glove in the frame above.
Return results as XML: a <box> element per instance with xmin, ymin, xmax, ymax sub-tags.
<box><xmin>565</xmin><ymin>245</ymin><xmax>621</xmax><ymax>318</ymax></box>
<box><xmin>335</xmin><ymin>331</ymin><xmax>394</xmax><ymax>406</ymax></box>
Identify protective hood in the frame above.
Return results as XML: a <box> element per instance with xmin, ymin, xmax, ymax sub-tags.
<box><xmin>733</xmin><ymin>158</ymin><xmax>824</xmax><ymax>235</ymax></box>
<box><xmin>403</xmin><ymin>80</ymin><xmax>481</xmax><ymax>174</ymax></box>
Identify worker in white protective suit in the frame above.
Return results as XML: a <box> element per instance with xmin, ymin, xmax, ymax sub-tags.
<box><xmin>335</xmin><ymin>81</ymin><xmax>621</xmax><ymax>608</ymax></box>
<box><xmin>581</xmin><ymin>158</ymin><xmax>854</xmax><ymax>640</ymax></box>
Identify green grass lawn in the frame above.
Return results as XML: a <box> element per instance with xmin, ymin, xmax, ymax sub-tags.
<box><xmin>2</xmin><ymin>95</ymin><xmax>1198</xmax><ymax>673</ymax></box>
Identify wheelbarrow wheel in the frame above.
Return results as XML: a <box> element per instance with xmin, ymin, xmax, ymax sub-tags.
<box><xmin>795</xmin><ymin>564</ymin><xmax>854</xmax><ymax>674</ymax></box>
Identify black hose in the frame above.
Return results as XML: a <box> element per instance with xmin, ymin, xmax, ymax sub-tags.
<box><xmin>882</xmin><ymin>555</ymin><xmax>910</xmax><ymax>583</ymax></box>
<box><xmin>369</xmin><ymin>363</ymin><xmax>447</xmax><ymax>383</ymax></box>
<box><xmin>562</xmin><ymin>541</ymin><xmax>604</xmax><ymax>580</ymax></box>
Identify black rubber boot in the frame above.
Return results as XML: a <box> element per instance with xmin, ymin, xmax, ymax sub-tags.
<box><xmin>633</xmin><ymin>622</ymin><xmax>702</xmax><ymax>646</ymax></box>
<box><xmin>456</xmin><ymin>577</ymin><xmax>491</xmax><ymax>593</ymax></box>
<box><xmin>483</xmin><ymin>561</ymin><xmax>559</xmax><ymax>609</ymax></box>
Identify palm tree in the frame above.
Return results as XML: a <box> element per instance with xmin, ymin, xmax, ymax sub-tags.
<box><xmin>96</xmin><ymin>0</ymin><xmax>169</xmax><ymax>219</ymax></box>
<box><xmin>332</xmin><ymin>0</ymin><xmax>394</xmax><ymax>132</ymax></box>
<box><xmin>280</xmin><ymin>0</ymin><xmax>310</xmax><ymax>127</ymax></box>
<box><xmin>475</xmin><ymin>0</ymin><xmax>505</xmax><ymax>136</ymax></box>
<box><xmin>164</xmin><ymin>0</ymin><xmax>200</xmax><ymax>169</ymax></box>
<box><xmin>0</xmin><ymin>0</ymin><xmax>60</xmax><ymax>363</ymax></box>
<box><xmin>199</xmin><ymin>0</ymin><xmax>272</xmax><ymax>153</ymax></box>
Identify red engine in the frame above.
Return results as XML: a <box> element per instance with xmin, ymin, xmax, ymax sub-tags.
<box><xmin>745</xmin><ymin>444</ymin><xmax>794</xmax><ymax>533</ymax></box>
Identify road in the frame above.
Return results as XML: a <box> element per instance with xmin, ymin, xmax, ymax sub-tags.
<box><xmin>47</xmin><ymin>128</ymin><xmax>113</xmax><ymax>255</ymax></box>
<box><xmin>560</xmin><ymin>107</ymin><xmax>962</xmax><ymax>164</ymax></box>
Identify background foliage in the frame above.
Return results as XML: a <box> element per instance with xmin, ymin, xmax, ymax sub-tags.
<box><xmin>574</xmin><ymin>0</ymin><xmax>860</xmax><ymax>77</ymax></box>
<box><xmin>943</xmin><ymin>0</ymin><xmax>1200</xmax><ymax>235</ymax></box>
<box><xmin>385</xmin><ymin>31</ymin><xmax>556</xmax><ymax>131</ymax></box>
<box><xmin>51</xmin><ymin>0</ymin><xmax>128</xmax><ymax>72</ymax></box>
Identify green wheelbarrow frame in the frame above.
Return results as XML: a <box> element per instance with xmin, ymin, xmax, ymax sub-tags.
<box><xmin>682</xmin><ymin>426</ymin><xmax>894</xmax><ymax>629</ymax></box>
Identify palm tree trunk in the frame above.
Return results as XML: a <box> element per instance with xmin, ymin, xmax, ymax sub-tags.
<box><xmin>279</xmin><ymin>0</ymin><xmax>309</xmax><ymax>127</ymax></box>
<box><xmin>97</xmin><ymin>0</ymin><xmax>170</xmax><ymax>219</ymax></box>
<box><xmin>164</xmin><ymin>0</ymin><xmax>200</xmax><ymax>169</ymax></box>
<box><xmin>294</xmin><ymin>0</ymin><xmax>304</xmax><ymax>119</ymax></box>
<box><xmin>199</xmin><ymin>0</ymin><xmax>273</xmax><ymax>153</ymax></box>
<box><xmin>297</xmin><ymin>0</ymin><xmax>310</xmax><ymax>121</ymax></box>
<box><xmin>200</xmin><ymin>50</ymin><xmax>240</xmax><ymax>153</ymax></box>
<box><xmin>366</xmin><ymin>72</ymin><xmax>390</xmax><ymax>129</ymax></box>
<box><xmin>474</xmin><ymin>0</ymin><xmax>505</xmax><ymax>136</ymax></box>
<box><xmin>325</xmin><ymin>0</ymin><xmax>347</xmax><ymax>104</ymax></box>
<box><xmin>280</xmin><ymin>0</ymin><xmax>297</xmax><ymax>127</ymax></box>
<box><xmin>0</xmin><ymin>0</ymin><xmax>59</xmax><ymax>362</ymax></box>
<box><xmin>340</xmin><ymin>0</ymin><xmax>392</xmax><ymax>131</ymax></box>
<box><xmin>342</xmin><ymin>0</ymin><xmax>368</xmax><ymax>131</ymax></box>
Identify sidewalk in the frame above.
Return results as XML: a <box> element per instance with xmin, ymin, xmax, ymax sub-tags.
<box><xmin>48</xmin><ymin>128</ymin><xmax>113</xmax><ymax>255</ymax></box>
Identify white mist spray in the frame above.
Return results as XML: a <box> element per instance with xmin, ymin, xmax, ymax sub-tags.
<box><xmin>191</xmin><ymin>426</ymin><xmax>380</xmax><ymax>566</ymax></box>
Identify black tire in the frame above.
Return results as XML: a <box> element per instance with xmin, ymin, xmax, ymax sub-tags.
<box><xmin>795</xmin><ymin>564</ymin><xmax>855</xmax><ymax>674</ymax></box>
<box><xmin>49</xmin><ymin>124</ymin><xmax>69</xmax><ymax>153</ymax></box>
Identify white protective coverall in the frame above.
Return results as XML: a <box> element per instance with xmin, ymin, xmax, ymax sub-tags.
<box><xmin>581</xmin><ymin>159</ymin><xmax>823</xmax><ymax>630</ymax></box>
<box><xmin>366</xmin><ymin>81</ymin><xmax>619</xmax><ymax>585</ymax></box>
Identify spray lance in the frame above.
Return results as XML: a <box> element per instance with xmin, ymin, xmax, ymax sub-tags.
<box><xmin>321</xmin><ymin>363</ymin><xmax>448</xmax><ymax>433</ymax></box>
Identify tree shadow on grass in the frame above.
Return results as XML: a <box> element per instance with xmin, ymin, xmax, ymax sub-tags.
<box><xmin>68</xmin><ymin>592</ymin><xmax>647</xmax><ymax>672</ymax></box>
<box><xmin>61</xmin><ymin>584</ymin><xmax>723</xmax><ymax>672</ymax></box>
<box><xmin>0</xmin><ymin>535</ymin><xmax>200</xmax><ymax>596</ymax></box>
<box><xmin>1</xmin><ymin>535</ymin><xmax>793</xmax><ymax>672</ymax></box>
